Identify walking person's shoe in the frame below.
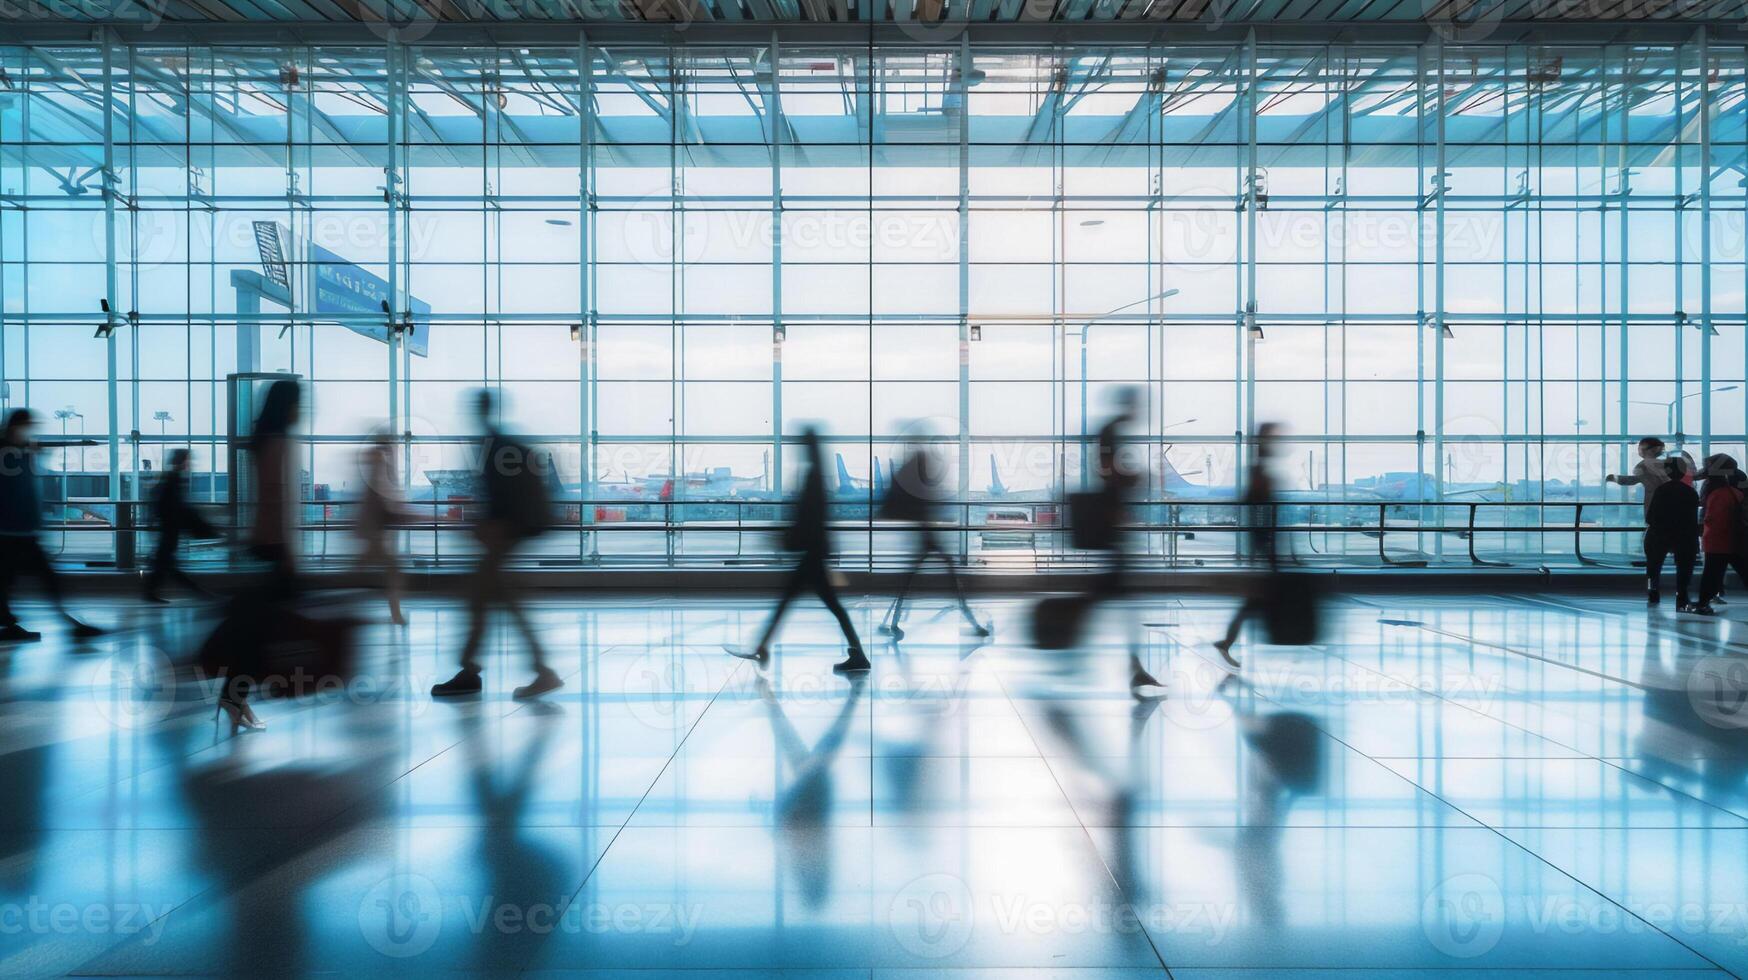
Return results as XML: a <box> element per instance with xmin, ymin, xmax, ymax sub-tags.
<box><xmin>833</xmin><ymin>647</ymin><xmax>872</xmax><ymax>674</ymax></box>
<box><xmin>513</xmin><ymin>667</ymin><xmax>564</xmax><ymax>701</ymax></box>
<box><xmin>1212</xmin><ymin>637</ymin><xmax>1241</xmax><ymax>669</ymax></box>
<box><xmin>0</xmin><ymin>624</ymin><xmax>41</xmax><ymax>643</ymax></box>
<box><xmin>431</xmin><ymin>667</ymin><xmax>484</xmax><ymax>698</ymax></box>
<box><xmin>1693</xmin><ymin>604</ymin><xmax>1719</xmax><ymax>616</ymax></box>
<box><xmin>218</xmin><ymin>697</ymin><xmax>265</xmax><ymax>732</ymax></box>
<box><xmin>725</xmin><ymin>644</ymin><xmax>770</xmax><ymax>666</ymax></box>
<box><xmin>67</xmin><ymin>618</ymin><xmax>105</xmax><ymax>639</ymax></box>
<box><xmin>1648</xmin><ymin>589</ymin><xmax>1661</xmax><ymax>606</ymax></box>
<box><xmin>962</xmin><ymin>613</ymin><xmax>991</xmax><ymax>638</ymax></box>
<box><xmin>1129</xmin><ymin>658</ymin><xmax>1168</xmax><ymax>700</ymax></box>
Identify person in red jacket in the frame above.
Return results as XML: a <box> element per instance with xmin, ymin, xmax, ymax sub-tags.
<box><xmin>1694</xmin><ymin>456</ymin><xmax>1748</xmax><ymax>615</ymax></box>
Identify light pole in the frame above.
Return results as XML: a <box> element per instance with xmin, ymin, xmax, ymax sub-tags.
<box><xmin>52</xmin><ymin>408</ymin><xmax>79</xmax><ymax>493</ymax></box>
<box><xmin>152</xmin><ymin>411</ymin><xmax>172</xmax><ymax>470</ymax></box>
<box><xmin>1076</xmin><ymin>288</ymin><xmax>1180</xmax><ymax>488</ymax></box>
<box><xmin>1629</xmin><ymin>385</ymin><xmax>1738</xmax><ymax>440</ymax></box>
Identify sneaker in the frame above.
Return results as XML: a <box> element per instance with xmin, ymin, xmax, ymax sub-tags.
<box><xmin>68</xmin><ymin>619</ymin><xmax>105</xmax><ymax>639</ymax></box>
<box><xmin>513</xmin><ymin>668</ymin><xmax>563</xmax><ymax>701</ymax></box>
<box><xmin>725</xmin><ymin>644</ymin><xmax>770</xmax><ymax>666</ymax></box>
<box><xmin>1648</xmin><ymin>590</ymin><xmax>1662</xmax><ymax>606</ymax></box>
<box><xmin>431</xmin><ymin>667</ymin><xmax>484</xmax><ymax>698</ymax></box>
<box><xmin>833</xmin><ymin>650</ymin><xmax>872</xmax><ymax>674</ymax></box>
<box><xmin>1130</xmin><ymin>666</ymin><xmax>1169</xmax><ymax>701</ymax></box>
<box><xmin>1212</xmin><ymin>638</ymin><xmax>1241</xmax><ymax>669</ymax></box>
<box><xmin>0</xmin><ymin>624</ymin><xmax>41</xmax><ymax>643</ymax></box>
<box><xmin>1693</xmin><ymin>604</ymin><xmax>1719</xmax><ymax>617</ymax></box>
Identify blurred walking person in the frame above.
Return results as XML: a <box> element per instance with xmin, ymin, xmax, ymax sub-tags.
<box><xmin>248</xmin><ymin>379</ymin><xmax>302</xmax><ymax>597</ymax></box>
<box><xmin>1090</xmin><ymin>387</ymin><xmax>1166</xmax><ymax>698</ymax></box>
<box><xmin>877</xmin><ymin>436</ymin><xmax>988</xmax><ymax>641</ymax></box>
<box><xmin>204</xmin><ymin>378</ymin><xmax>303</xmax><ymax>731</ymax></box>
<box><xmin>730</xmin><ymin>427</ymin><xmax>866</xmax><ymax>673</ymax></box>
<box><xmin>1643</xmin><ymin>456</ymin><xmax>1699</xmax><ymax>610</ymax></box>
<box><xmin>355</xmin><ymin>433</ymin><xmax>408</xmax><ymax>625</ymax></box>
<box><xmin>432</xmin><ymin>390</ymin><xmax>561</xmax><ymax>700</ymax></box>
<box><xmin>0</xmin><ymin>409</ymin><xmax>104</xmax><ymax>641</ymax></box>
<box><xmin>1213</xmin><ymin>422</ymin><xmax>1284</xmax><ymax>669</ymax></box>
<box><xmin>1694</xmin><ymin>455</ymin><xmax>1748</xmax><ymax>616</ymax></box>
<box><xmin>143</xmin><ymin>448</ymin><xmax>219</xmax><ymax>603</ymax></box>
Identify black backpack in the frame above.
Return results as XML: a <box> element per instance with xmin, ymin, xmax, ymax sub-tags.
<box><xmin>486</xmin><ymin>437</ymin><xmax>556</xmax><ymax>539</ymax></box>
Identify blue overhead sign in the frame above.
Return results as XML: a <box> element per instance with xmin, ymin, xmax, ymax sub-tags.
<box><xmin>309</xmin><ymin>243</ymin><xmax>431</xmax><ymax>357</ymax></box>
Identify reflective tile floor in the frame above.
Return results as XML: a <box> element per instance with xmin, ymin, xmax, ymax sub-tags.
<box><xmin>5</xmin><ymin>587</ymin><xmax>1748</xmax><ymax>977</ymax></box>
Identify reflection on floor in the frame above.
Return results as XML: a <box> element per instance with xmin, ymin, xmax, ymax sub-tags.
<box><xmin>5</xmin><ymin>588</ymin><xmax>1748</xmax><ymax>976</ymax></box>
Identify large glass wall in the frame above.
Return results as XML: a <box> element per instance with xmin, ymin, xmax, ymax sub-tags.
<box><xmin>1</xmin><ymin>36</ymin><xmax>1745</xmax><ymax>567</ymax></box>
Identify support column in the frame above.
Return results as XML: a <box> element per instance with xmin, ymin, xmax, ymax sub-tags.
<box><xmin>1699</xmin><ymin>28</ymin><xmax>1714</xmax><ymax>459</ymax></box>
<box><xmin>770</xmin><ymin>31</ymin><xmax>785</xmax><ymax>498</ymax></box>
<box><xmin>1240</xmin><ymin>30</ymin><xmax>1258</xmax><ymax>483</ymax></box>
<box><xmin>580</xmin><ymin>30</ymin><xmax>595</xmax><ymax>555</ymax></box>
<box><xmin>957</xmin><ymin>34</ymin><xmax>972</xmax><ymax>561</ymax></box>
<box><xmin>101</xmin><ymin>30</ymin><xmax>122</xmax><ymax>560</ymax></box>
<box><xmin>1433</xmin><ymin>38</ymin><xmax>1447</xmax><ymax>558</ymax></box>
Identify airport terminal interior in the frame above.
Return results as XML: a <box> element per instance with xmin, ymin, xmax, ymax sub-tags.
<box><xmin>5</xmin><ymin>0</ymin><xmax>1748</xmax><ymax>975</ymax></box>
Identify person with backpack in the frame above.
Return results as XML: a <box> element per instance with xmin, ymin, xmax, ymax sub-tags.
<box><xmin>432</xmin><ymin>389</ymin><xmax>561</xmax><ymax>699</ymax></box>
<box><xmin>728</xmin><ymin>426</ymin><xmax>866</xmax><ymax>673</ymax></box>
<box><xmin>877</xmin><ymin>434</ymin><xmax>988</xmax><ymax>641</ymax></box>
<box><xmin>1693</xmin><ymin>455</ymin><xmax>1748</xmax><ymax>616</ymax></box>
<box><xmin>1643</xmin><ymin>456</ymin><xmax>1699</xmax><ymax>609</ymax></box>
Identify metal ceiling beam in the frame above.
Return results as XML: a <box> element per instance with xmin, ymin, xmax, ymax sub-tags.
<box><xmin>3</xmin><ymin>20</ymin><xmax>1739</xmax><ymax>46</ymax></box>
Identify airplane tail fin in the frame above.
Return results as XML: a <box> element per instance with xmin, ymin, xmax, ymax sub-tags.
<box><xmin>988</xmin><ymin>456</ymin><xmax>1006</xmax><ymax>496</ymax></box>
<box><xmin>835</xmin><ymin>453</ymin><xmax>855</xmax><ymax>494</ymax></box>
<box><xmin>1160</xmin><ymin>455</ymin><xmax>1198</xmax><ymax>490</ymax></box>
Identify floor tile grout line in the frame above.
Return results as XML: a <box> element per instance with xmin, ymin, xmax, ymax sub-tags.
<box><xmin>1315</xmin><ymin>718</ymin><xmax>1740</xmax><ymax>977</ymax></box>
<box><xmin>1157</xmin><ymin>616</ymin><xmax>1740</xmax><ymax>975</ymax></box>
<box><xmin>987</xmin><ymin>654</ymin><xmax>1177</xmax><ymax>979</ymax></box>
<box><xmin>511</xmin><ymin>653</ymin><xmax>751</xmax><ymax>974</ymax></box>
<box><xmin>1350</xmin><ymin>595</ymin><xmax>1748</xmax><ymax>827</ymax></box>
<box><xmin>58</xmin><ymin>696</ymin><xmax>491</xmax><ymax>977</ymax></box>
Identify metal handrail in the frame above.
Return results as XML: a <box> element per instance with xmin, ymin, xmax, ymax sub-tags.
<box><xmin>42</xmin><ymin>497</ymin><xmax>1655</xmax><ymax>554</ymax></box>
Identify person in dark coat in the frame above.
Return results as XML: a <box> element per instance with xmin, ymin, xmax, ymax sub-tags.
<box><xmin>0</xmin><ymin>409</ymin><xmax>103</xmax><ymax>642</ymax></box>
<box><xmin>731</xmin><ymin>426</ymin><xmax>866</xmax><ymax>673</ymax></box>
<box><xmin>1090</xmin><ymin>388</ymin><xmax>1167</xmax><ymax>699</ymax></box>
<box><xmin>144</xmin><ymin>449</ymin><xmax>220</xmax><ymax>603</ymax></box>
<box><xmin>877</xmin><ymin>437</ymin><xmax>988</xmax><ymax>641</ymax></box>
<box><xmin>432</xmin><ymin>389</ymin><xmax>560</xmax><ymax>700</ymax></box>
<box><xmin>1214</xmin><ymin>422</ymin><xmax>1284</xmax><ymax>669</ymax></box>
<box><xmin>1643</xmin><ymin>455</ymin><xmax>1699</xmax><ymax>610</ymax></box>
